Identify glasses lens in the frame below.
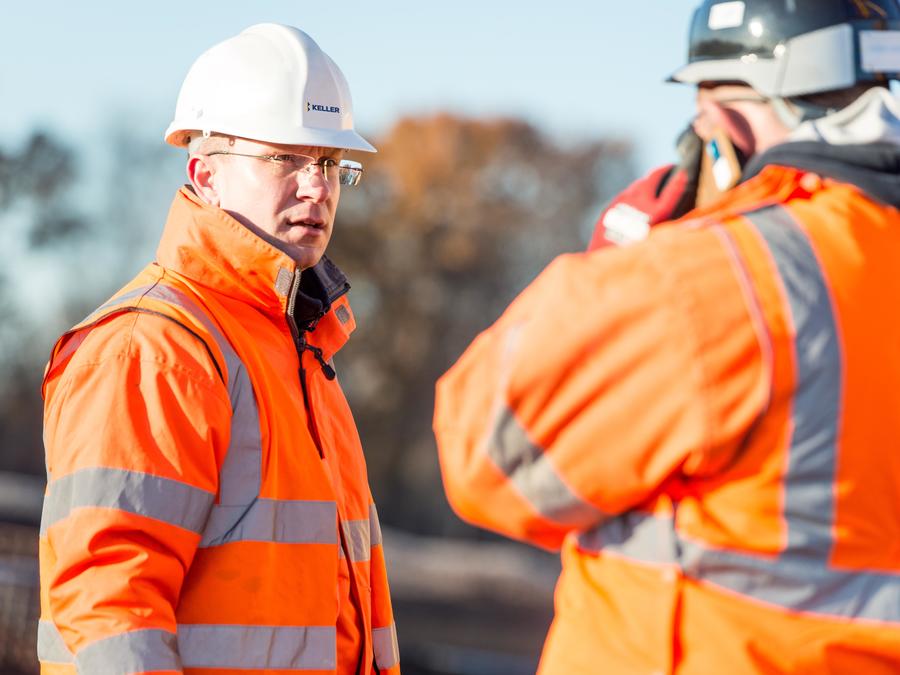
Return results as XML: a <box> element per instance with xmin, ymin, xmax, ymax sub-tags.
<box><xmin>319</xmin><ymin>159</ymin><xmax>340</xmax><ymax>182</ymax></box>
<box><xmin>338</xmin><ymin>160</ymin><xmax>363</xmax><ymax>187</ymax></box>
<box><xmin>283</xmin><ymin>154</ymin><xmax>316</xmax><ymax>172</ymax></box>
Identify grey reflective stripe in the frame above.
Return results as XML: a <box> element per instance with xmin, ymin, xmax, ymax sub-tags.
<box><xmin>85</xmin><ymin>282</ymin><xmax>239</xmax><ymax>387</ymax></box>
<box><xmin>38</xmin><ymin>621</ymin><xmax>340</xmax><ymax>671</ymax></box>
<box><xmin>178</xmin><ymin>624</ymin><xmax>336</xmax><ymax>670</ymax></box>
<box><xmin>369</xmin><ymin>503</ymin><xmax>383</xmax><ymax>548</ymax></box>
<box><xmin>40</xmin><ymin>467</ymin><xmax>214</xmax><ymax>536</ymax></box>
<box><xmin>577</xmin><ymin>510</ymin><xmax>678</xmax><ymax>564</ymax></box>
<box><xmin>486</xmin><ymin>406</ymin><xmax>609</xmax><ymax>528</ymax></box>
<box><xmin>578</xmin><ymin>512</ymin><xmax>900</xmax><ymax>621</ymax></box>
<box><xmin>275</xmin><ymin>267</ymin><xmax>293</xmax><ymax>296</ymax></box>
<box><xmin>141</xmin><ymin>285</ymin><xmax>240</xmax><ymax>394</ymax></box>
<box><xmin>200</xmin><ymin>498</ymin><xmax>337</xmax><ymax>547</ymax></box>
<box><xmin>745</xmin><ymin>206</ymin><xmax>842</xmax><ymax>559</ymax></box>
<box><xmin>342</xmin><ymin>517</ymin><xmax>371</xmax><ymax>562</ymax></box>
<box><xmin>681</xmin><ymin>541</ymin><xmax>900</xmax><ymax>620</ymax></box>
<box><xmin>217</xmin><ymin>361</ymin><xmax>262</xmax><ymax>506</ymax></box>
<box><xmin>576</xmin><ymin>206</ymin><xmax>900</xmax><ymax>622</ymax></box>
<box><xmin>71</xmin><ymin>283</ymin><xmax>340</xmax><ymax>551</ymax></box>
<box><xmin>37</xmin><ymin>620</ymin><xmax>73</xmax><ymax>664</ymax></box>
<box><xmin>139</xmin><ymin>285</ymin><xmax>263</xmax><ymax>510</ymax></box>
<box><xmin>56</xmin><ymin>284</ymin><xmax>164</xmax><ymax>369</ymax></box>
<box><xmin>53</xmin><ymin>332</ymin><xmax>90</xmax><ymax>373</ymax></box>
<box><xmin>78</xmin><ymin>284</ymin><xmax>161</xmax><ymax>326</ymax></box>
<box><xmin>76</xmin><ymin>628</ymin><xmax>180</xmax><ymax>674</ymax></box>
<box><xmin>372</xmin><ymin>623</ymin><xmax>400</xmax><ymax>670</ymax></box>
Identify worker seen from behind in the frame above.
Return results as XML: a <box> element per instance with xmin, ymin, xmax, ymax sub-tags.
<box><xmin>38</xmin><ymin>24</ymin><xmax>399</xmax><ymax>674</ymax></box>
<box><xmin>434</xmin><ymin>0</ymin><xmax>900</xmax><ymax>672</ymax></box>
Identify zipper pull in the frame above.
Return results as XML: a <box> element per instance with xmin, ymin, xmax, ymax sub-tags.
<box><xmin>306</xmin><ymin>343</ymin><xmax>336</xmax><ymax>381</ymax></box>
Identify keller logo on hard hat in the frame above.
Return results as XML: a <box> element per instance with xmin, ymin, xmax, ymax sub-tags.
<box><xmin>307</xmin><ymin>101</ymin><xmax>341</xmax><ymax>114</ymax></box>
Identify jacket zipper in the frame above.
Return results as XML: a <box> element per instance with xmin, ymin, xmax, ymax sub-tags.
<box><xmin>286</xmin><ymin>272</ymin><xmax>326</xmax><ymax>459</ymax></box>
<box><xmin>286</xmin><ymin>271</ymin><xmax>369</xmax><ymax>665</ymax></box>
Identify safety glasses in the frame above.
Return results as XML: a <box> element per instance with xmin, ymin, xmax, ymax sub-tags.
<box><xmin>204</xmin><ymin>151</ymin><xmax>364</xmax><ymax>187</ymax></box>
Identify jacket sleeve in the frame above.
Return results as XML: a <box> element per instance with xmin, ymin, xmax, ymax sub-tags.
<box><xmin>434</xmin><ymin>225</ymin><xmax>770</xmax><ymax>550</ymax></box>
<box><xmin>40</xmin><ymin>312</ymin><xmax>232</xmax><ymax>674</ymax></box>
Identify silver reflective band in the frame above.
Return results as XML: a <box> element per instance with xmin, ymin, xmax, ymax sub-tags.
<box><xmin>578</xmin><ymin>512</ymin><xmax>900</xmax><ymax>622</ymax></box>
<box><xmin>37</xmin><ymin>620</ymin><xmax>73</xmax><ymax>664</ymax></box>
<box><xmin>40</xmin><ymin>467</ymin><xmax>215</xmax><ymax>536</ymax></box>
<box><xmin>744</xmin><ymin>206</ymin><xmax>842</xmax><ymax>562</ymax></box>
<box><xmin>76</xmin><ymin>628</ymin><xmax>181</xmax><ymax>674</ymax></box>
<box><xmin>683</xmin><ymin>543</ymin><xmax>900</xmax><ymax>620</ymax></box>
<box><xmin>217</xmin><ymin>360</ymin><xmax>262</xmax><ymax>506</ymax></box>
<box><xmin>178</xmin><ymin>624</ymin><xmax>337</xmax><ymax>670</ymax></box>
<box><xmin>74</xmin><ymin>282</ymin><xmax>332</xmax><ymax>549</ymax></box>
<box><xmin>71</xmin><ymin>280</ymin><xmax>268</xmax><ymax>521</ymax></box>
<box><xmin>369</xmin><ymin>503</ymin><xmax>384</xmax><ymax>548</ymax></box>
<box><xmin>77</xmin><ymin>281</ymin><xmax>244</xmax><ymax>389</ymax></box>
<box><xmin>140</xmin><ymin>284</ymin><xmax>265</xmax><ymax>509</ymax></box>
<box><xmin>338</xmin><ymin>504</ymin><xmax>386</xmax><ymax>562</ymax></box>
<box><xmin>200</xmin><ymin>498</ymin><xmax>337</xmax><ymax>547</ymax></box>
<box><xmin>578</xmin><ymin>509</ymin><xmax>678</xmax><ymax>565</ymax></box>
<box><xmin>75</xmin><ymin>284</ymin><xmax>162</xmax><ymax>327</ymax></box>
<box><xmin>486</xmin><ymin>406</ymin><xmax>610</xmax><ymax>529</ymax></box>
<box><xmin>37</xmin><ymin>621</ymin><xmax>340</xmax><ymax>671</ymax></box>
<box><xmin>372</xmin><ymin>623</ymin><xmax>400</xmax><ymax>670</ymax></box>
<box><xmin>342</xmin><ymin>517</ymin><xmax>371</xmax><ymax>562</ymax></box>
<box><xmin>140</xmin><ymin>284</ymin><xmax>241</xmax><ymax>389</ymax></box>
<box><xmin>575</xmin><ymin>204</ymin><xmax>900</xmax><ymax>621</ymax></box>
<box><xmin>53</xmin><ymin>283</ymin><xmax>168</xmax><ymax>372</ymax></box>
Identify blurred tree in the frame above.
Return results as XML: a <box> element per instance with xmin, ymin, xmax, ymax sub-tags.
<box><xmin>0</xmin><ymin>132</ymin><xmax>88</xmax><ymax>476</ymax></box>
<box><xmin>0</xmin><ymin>123</ymin><xmax>181</xmax><ymax>478</ymax></box>
<box><xmin>330</xmin><ymin>114</ymin><xmax>635</xmax><ymax>535</ymax></box>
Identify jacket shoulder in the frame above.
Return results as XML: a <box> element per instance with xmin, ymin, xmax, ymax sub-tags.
<box><xmin>43</xmin><ymin>266</ymin><xmax>227</xmax><ymax>402</ymax></box>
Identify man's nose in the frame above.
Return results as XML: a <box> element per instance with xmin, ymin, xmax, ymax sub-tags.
<box><xmin>693</xmin><ymin>97</ymin><xmax>723</xmax><ymax>142</ymax></box>
<box><xmin>296</xmin><ymin>167</ymin><xmax>332</xmax><ymax>201</ymax></box>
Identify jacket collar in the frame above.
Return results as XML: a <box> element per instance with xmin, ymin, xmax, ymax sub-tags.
<box><xmin>741</xmin><ymin>88</ymin><xmax>900</xmax><ymax>209</ymax></box>
<box><xmin>789</xmin><ymin>87</ymin><xmax>900</xmax><ymax>147</ymax></box>
<box><xmin>742</xmin><ymin>141</ymin><xmax>900</xmax><ymax>210</ymax></box>
<box><xmin>157</xmin><ymin>186</ymin><xmax>354</xmax><ymax>357</ymax></box>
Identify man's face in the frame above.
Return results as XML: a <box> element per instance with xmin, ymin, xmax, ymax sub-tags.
<box><xmin>203</xmin><ymin>138</ymin><xmax>344</xmax><ymax>270</ymax></box>
<box><xmin>693</xmin><ymin>84</ymin><xmax>791</xmax><ymax>159</ymax></box>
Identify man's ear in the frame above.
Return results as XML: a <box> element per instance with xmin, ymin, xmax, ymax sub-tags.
<box><xmin>187</xmin><ymin>154</ymin><xmax>220</xmax><ymax>206</ymax></box>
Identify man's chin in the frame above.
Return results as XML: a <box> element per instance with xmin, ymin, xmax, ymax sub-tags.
<box><xmin>290</xmin><ymin>246</ymin><xmax>325</xmax><ymax>270</ymax></box>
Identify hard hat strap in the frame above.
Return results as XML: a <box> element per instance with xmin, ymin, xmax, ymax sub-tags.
<box><xmin>771</xmin><ymin>96</ymin><xmax>836</xmax><ymax>130</ymax></box>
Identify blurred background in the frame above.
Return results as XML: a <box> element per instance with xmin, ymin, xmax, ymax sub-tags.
<box><xmin>0</xmin><ymin>1</ymin><xmax>698</xmax><ymax>673</ymax></box>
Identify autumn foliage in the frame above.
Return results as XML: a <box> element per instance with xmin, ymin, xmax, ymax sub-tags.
<box><xmin>329</xmin><ymin>114</ymin><xmax>634</xmax><ymax>533</ymax></box>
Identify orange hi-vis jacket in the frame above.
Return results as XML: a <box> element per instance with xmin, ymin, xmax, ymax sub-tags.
<box><xmin>434</xmin><ymin>138</ymin><xmax>900</xmax><ymax>672</ymax></box>
<box><xmin>38</xmin><ymin>187</ymin><xmax>399</xmax><ymax>675</ymax></box>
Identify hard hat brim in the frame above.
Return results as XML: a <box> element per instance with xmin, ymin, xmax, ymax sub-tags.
<box><xmin>165</xmin><ymin>123</ymin><xmax>377</xmax><ymax>153</ymax></box>
<box><xmin>666</xmin><ymin>59</ymin><xmax>780</xmax><ymax>96</ymax></box>
<box><xmin>667</xmin><ymin>23</ymin><xmax>888</xmax><ymax>99</ymax></box>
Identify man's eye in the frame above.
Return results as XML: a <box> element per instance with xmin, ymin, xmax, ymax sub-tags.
<box><xmin>270</xmin><ymin>154</ymin><xmax>295</xmax><ymax>163</ymax></box>
<box><xmin>319</xmin><ymin>158</ymin><xmax>339</xmax><ymax>168</ymax></box>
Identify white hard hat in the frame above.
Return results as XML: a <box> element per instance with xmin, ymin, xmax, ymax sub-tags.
<box><xmin>165</xmin><ymin>23</ymin><xmax>375</xmax><ymax>152</ymax></box>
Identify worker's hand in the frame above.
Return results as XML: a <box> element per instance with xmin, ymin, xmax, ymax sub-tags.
<box><xmin>588</xmin><ymin>126</ymin><xmax>701</xmax><ymax>251</ymax></box>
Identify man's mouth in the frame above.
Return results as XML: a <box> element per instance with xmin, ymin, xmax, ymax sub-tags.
<box><xmin>291</xmin><ymin>218</ymin><xmax>325</xmax><ymax>230</ymax></box>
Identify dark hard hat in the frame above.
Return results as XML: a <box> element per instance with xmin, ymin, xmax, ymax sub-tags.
<box><xmin>670</xmin><ymin>0</ymin><xmax>900</xmax><ymax>96</ymax></box>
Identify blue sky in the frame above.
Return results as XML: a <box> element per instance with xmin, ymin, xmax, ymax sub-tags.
<box><xmin>3</xmin><ymin>0</ymin><xmax>700</xmax><ymax>170</ymax></box>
